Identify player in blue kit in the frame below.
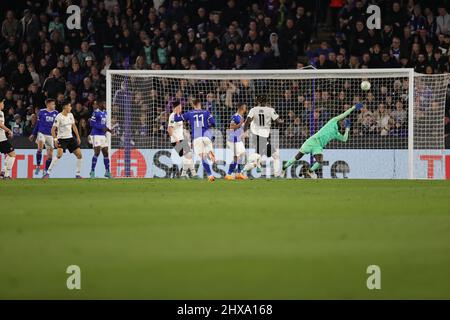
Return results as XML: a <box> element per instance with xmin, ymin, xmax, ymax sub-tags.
<box><xmin>89</xmin><ymin>101</ymin><xmax>112</xmax><ymax>178</ymax></box>
<box><xmin>174</xmin><ymin>98</ymin><xmax>216</xmax><ymax>182</ymax></box>
<box><xmin>225</xmin><ymin>103</ymin><xmax>248</xmax><ymax>180</ymax></box>
<box><xmin>29</xmin><ymin>99</ymin><xmax>59</xmax><ymax>176</ymax></box>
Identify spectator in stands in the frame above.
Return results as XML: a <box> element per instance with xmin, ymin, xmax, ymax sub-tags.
<box><xmin>42</xmin><ymin>68</ymin><xmax>65</xmax><ymax>99</ymax></box>
<box><xmin>0</xmin><ymin>0</ymin><xmax>448</xmax><ymax>148</ymax></box>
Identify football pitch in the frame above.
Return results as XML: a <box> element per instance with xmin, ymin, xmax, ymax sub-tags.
<box><xmin>0</xmin><ymin>179</ymin><xmax>449</xmax><ymax>299</ymax></box>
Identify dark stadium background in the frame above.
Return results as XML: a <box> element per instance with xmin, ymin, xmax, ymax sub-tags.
<box><xmin>0</xmin><ymin>0</ymin><xmax>449</xmax><ymax>150</ymax></box>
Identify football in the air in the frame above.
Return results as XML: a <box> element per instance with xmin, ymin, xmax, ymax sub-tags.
<box><xmin>361</xmin><ymin>81</ymin><xmax>371</xmax><ymax>91</ymax></box>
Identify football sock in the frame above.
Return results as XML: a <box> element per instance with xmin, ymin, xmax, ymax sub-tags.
<box><xmin>310</xmin><ymin>162</ymin><xmax>321</xmax><ymax>172</ymax></box>
<box><xmin>45</xmin><ymin>158</ymin><xmax>52</xmax><ymax>171</ymax></box>
<box><xmin>76</xmin><ymin>158</ymin><xmax>82</xmax><ymax>175</ymax></box>
<box><xmin>104</xmin><ymin>158</ymin><xmax>110</xmax><ymax>171</ymax></box>
<box><xmin>202</xmin><ymin>160</ymin><xmax>212</xmax><ymax>176</ymax></box>
<box><xmin>227</xmin><ymin>162</ymin><xmax>237</xmax><ymax>175</ymax></box>
<box><xmin>284</xmin><ymin>158</ymin><xmax>296</xmax><ymax>169</ymax></box>
<box><xmin>5</xmin><ymin>155</ymin><xmax>15</xmax><ymax>178</ymax></box>
<box><xmin>91</xmin><ymin>155</ymin><xmax>98</xmax><ymax>171</ymax></box>
<box><xmin>181</xmin><ymin>156</ymin><xmax>190</xmax><ymax>176</ymax></box>
<box><xmin>47</xmin><ymin>157</ymin><xmax>60</xmax><ymax>173</ymax></box>
<box><xmin>188</xmin><ymin>156</ymin><xmax>196</xmax><ymax>175</ymax></box>
<box><xmin>36</xmin><ymin>150</ymin><xmax>42</xmax><ymax>165</ymax></box>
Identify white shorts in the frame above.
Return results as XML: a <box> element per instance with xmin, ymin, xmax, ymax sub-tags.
<box><xmin>90</xmin><ymin>135</ymin><xmax>108</xmax><ymax>148</ymax></box>
<box><xmin>36</xmin><ymin>132</ymin><xmax>54</xmax><ymax>149</ymax></box>
<box><xmin>227</xmin><ymin>141</ymin><xmax>245</xmax><ymax>157</ymax></box>
<box><xmin>193</xmin><ymin>137</ymin><xmax>213</xmax><ymax>156</ymax></box>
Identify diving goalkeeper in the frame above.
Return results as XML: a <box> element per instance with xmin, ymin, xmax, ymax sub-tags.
<box><xmin>282</xmin><ymin>103</ymin><xmax>363</xmax><ymax>178</ymax></box>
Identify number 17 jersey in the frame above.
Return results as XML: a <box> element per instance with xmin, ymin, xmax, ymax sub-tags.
<box><xmin>247</xmin><ymin>106</ymin><xmax>279</xmax><ymax>138</ymax></box>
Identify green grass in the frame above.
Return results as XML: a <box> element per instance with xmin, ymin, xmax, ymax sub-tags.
<box><xmin>0</xmin><ymin>179</ymin><xmax>449</xmax><ymax>299</ymax></box>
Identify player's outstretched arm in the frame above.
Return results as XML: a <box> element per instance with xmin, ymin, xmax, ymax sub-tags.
<box><xmin>332</xmin><ymin>103</ymin><xmax>363</xmax><ymax>122</ymax></box>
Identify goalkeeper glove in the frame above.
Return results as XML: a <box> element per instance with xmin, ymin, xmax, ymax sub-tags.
<box><xmin>344</xmin><ymin>119</ymin><xmax>351</xmax><ymax>129</ymax></box>
<box><xmin>355</xmin><ymin>103</ymin><xmax>363</xmax><ymax>111</ymax></box>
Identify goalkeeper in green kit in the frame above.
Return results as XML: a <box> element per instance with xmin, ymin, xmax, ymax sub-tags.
<box><xmin>282</xmin><ymin>102</ymin><xmax>363</xmax><ymax>178</ymax></box>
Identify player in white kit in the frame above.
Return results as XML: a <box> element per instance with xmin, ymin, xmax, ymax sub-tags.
<box><xmin>44</xmin><ymin>102</ymin><xmax>83</xmax><ymax>178</ymax></box>
<box><xmin>0</xmin><ymin>100</ymin><xmax>16</xmax><ymax>179</ymax></box>
<box><xmin>242</xmin><ymin>95</ymin><xmax>283</xmax><ymax>178</ymax></box>
<box><xmin>168</xmin><ymin>101</ymin><xmax>196</xmax><ymax>178</ymax></box>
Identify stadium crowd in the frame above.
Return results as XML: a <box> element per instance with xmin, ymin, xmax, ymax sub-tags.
<box><xmin>0</xmin><ymin>0</ymin><xmax>449</xmax><ymax>147</ymax></box>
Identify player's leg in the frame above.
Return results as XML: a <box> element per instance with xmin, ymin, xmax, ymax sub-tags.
<box><xmin>0</xmin><ymin>153</ymin><xmax>3</xmax><ymax>178</ymax></box>
<box><xmin>282</xmin><ymin>151</ymin><xmax>305</xmax><ymax>174</ymax></box>
<box><xmin>90</xmin><ymin>145</ymin><xmax>101</xmax><ymax>178</ymax></box>
<box><xmin>181</xmin><ymin>139</ymin><xmax>197</xmax><ymax>178</ymax></box>
<box><xmin>44</xmin><ymin>137</ymin><xmax>54</xmax><ymax>176</ymax></box>
<box><xmin>225</xmin><ymin>141</ymin><xmax>237</xmax><ymax>180</ymax></box>
<box><xmin>243</xmin><ymin>152</ymin><xmax>261</xmax><ymax>173</ymax></box>
<box><xmin>176</xmin><ymin>141</ymin><xmax>189</xmax><ymax>178</ymax></box>
<box><xmin>272</xmin><ymin>149</ymin><xmax>281</xmax><ymax>178</ymax></box>
<box><xmin>282</xmin><ymin>138</ymin><xmax>312</xmax><ymax>176</ymax></box>
<box><xmin>45</xmin><ymin>145</ymin><xmax>63</xmax><ymax>178</ymax></box>
<box><xmin>235</xmin><ymin>142</ymin><xmax>247</xmax><ymax>180</ymax></box>
<box><xmin>73</xmin><ymin>146</ymin><xmax>83</xmax><ymax>178</ymax></box>
<box><xmin>102</xmin><ymin>147</ymin><xmax>111</xmax><ymax>178</ymax></box>
<box><xmin>184</xmin><ymin>151</ymin><xmax>196</xmax><ymax>177</ymax></box>
<box><xmin>35</xmin><ymin>138</ymin><xmax>44</xmax><ymax>175</ymax></box>
<box><xmin>307</xmin><ymin>153</ymin><xmax>323</xmax><ymax>179</ymax></box>
<box><xmin>225</xmin><ymin>155</ymin><xmax>237</xmax><ymax>180</ymax></box>
<box><xmin>194</xmin><ymin>137</ymin><xmax>212</xmax><ymax>180</ymax></box>
<box><xmin>4</xmin><ymin>150</ymin><xmax>16</xmax><ymax>179</ymax></box>
<box><xmin>243</xmin><ymin>134</ymin><xmax>262</xmax><ymax>174</ymax></box>
<box><xmin>203</xmin><ymin>137</ymin><xmax>215</xmax><ymax>181</ymax></box>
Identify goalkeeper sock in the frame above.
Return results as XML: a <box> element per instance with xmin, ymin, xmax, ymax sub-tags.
<box><xmin>36</xmin><ymin>150</ymin><xmax>42</xmax><ymax>166</ymax></box>
<box><xmin>284</xmin><ymin>158</ymin><xmax>296</xmax><ymax>170</ymax></box>
<box><xmin>227</xmin><ymin>162</ymin><xmax>237</xmax><ymax>175</ymax></box>
<box><xmin>202</xmin><ymin>160</ymin><xmax>212</xmax><ymax>176</ymax></box>
<box><xmin>237</xmin><ymin>163</ymin><xmax>244</xmax><ymax>173</ymax></box>
<box><xmin>45</xmin><ymin>158</ymin><xmax>52</xmax><ymax>171</ymax></box>
<box><xmin>310</xmin><ymin>162</ymin><xmax>321</xmax><ymax>172</ymax></box>
<box><xmin>91</xmin><ymin>155</ymin><xmax>98</xmax><ymax>172</ymax></box>
<box><xmin>104</xmin><ymin>158</ymin><xmax>110</xmax><ymax>171</ymax></box>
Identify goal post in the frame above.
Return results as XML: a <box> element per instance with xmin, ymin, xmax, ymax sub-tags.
<box><xmin>106</xmin><ymin>69</ymin><xmax>449</xmax><ymax>179</ymax></box>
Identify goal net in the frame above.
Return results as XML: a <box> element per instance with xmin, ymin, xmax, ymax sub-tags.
<box><xmin>106</xmin><ymin>69</ymin><xmax>449</xmax><ymax>179</ymax></box>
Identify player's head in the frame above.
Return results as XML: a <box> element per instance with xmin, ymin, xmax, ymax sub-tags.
<box><xmin>0</xmin><ymin>99</ymin><xmax>4</xmax><ymax>111</ymax></box>
<box><xmin>191</xmin><ymin>98</ymin><xmax>202</xmax><ymax>110</ymax></box>
<box><xmin>237</xmin><ymin>103</ymin><xmax>247</xmax><ymax>114</ymax></box>
<box><xmin>255</xmin><ymin>95</ymin><xmax>267</xmax><ymax>106</ymax></box>
<box><xmin>96</xmin><ymin>100</ymin><xmax>106</xmax><ymax>110</ymax></box>
<box><xmin>62</xmin><ymin>102</ymin><xmax>72</xmax><ymax>113</ymax></box>
<box><xmin>173</xmin><ymin>100</ymin><xmax>182</xmax><ymax>112</ymax></box>
<box><xmin>45</xmin><ymin>98</ymin><xmax>56</xmax><ymax>111</ymax></box>
<box><xmin>338</xmin><ymin>119</ymin><xmax>346</xmax><ymax>132</ymax></box>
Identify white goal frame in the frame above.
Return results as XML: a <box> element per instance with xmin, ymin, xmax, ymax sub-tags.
<box><xmin>106</xmin><ymin>68</ymin><xmax>445</xmax><ymax>179</ymax></box>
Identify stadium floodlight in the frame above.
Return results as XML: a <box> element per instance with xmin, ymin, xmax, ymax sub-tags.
<box><xmin>106</xmin><ymin>69</ymin><xmax>450</xmax><ymax>179</ymax></box>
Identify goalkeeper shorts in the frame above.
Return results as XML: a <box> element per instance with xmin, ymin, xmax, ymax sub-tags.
<box><xmin>300</xmin><ymin>138</ymin><xmax>323</xmax><ymax>155</ymax></box>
